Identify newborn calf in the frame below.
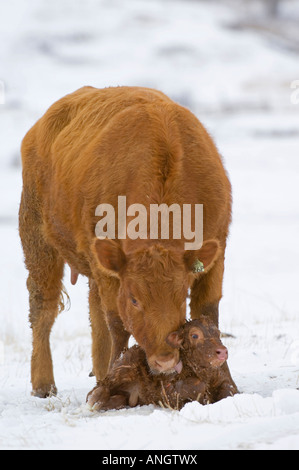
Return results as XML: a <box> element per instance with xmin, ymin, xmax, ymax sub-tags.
<box><xmin>87</xmin><ymin>318</ymin><xmax>238</xmax><ymax>411</ymax></box>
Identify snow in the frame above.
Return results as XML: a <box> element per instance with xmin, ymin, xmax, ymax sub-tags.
<box><xmin>0</xmin><ymin>0</ymin><xmax>299</xmax><ymax>450</ymax></box>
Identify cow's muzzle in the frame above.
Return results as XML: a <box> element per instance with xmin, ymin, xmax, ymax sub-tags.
<box><xmin>147</xmin><ymin>350</ymin><xmax>181</xmax><ymax>374</ymax></box>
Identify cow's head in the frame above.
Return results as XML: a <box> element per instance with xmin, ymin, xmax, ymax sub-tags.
<box><xmin>93</xmin><ymin>238</ymin><xmax>220</xmax><ymax>374</ymax></box>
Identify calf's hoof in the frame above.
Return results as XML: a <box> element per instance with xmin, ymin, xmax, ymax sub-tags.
<box><xmin>86</xmin><ymin>385</ymin><xmax>104</xmax><ymax>407</ymax></box>
<box><xmin>31</xmin><ymin>384</ymin><xmax>57</xmax><ymax>398</ymax></box>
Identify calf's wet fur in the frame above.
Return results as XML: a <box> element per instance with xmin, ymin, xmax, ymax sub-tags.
<box><xmin>87</xmin><ymin>318</ymin><xmax>238</xmax><ymax>411</ymax></box>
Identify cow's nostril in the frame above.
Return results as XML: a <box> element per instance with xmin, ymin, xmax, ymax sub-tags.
<box><xmin>216</xmin><ymin>348</ymin><xmax>228</xmax><ymax>361</ymax></box>
<box><xmin>148</xmin><ymin>350</ymin><xmax>180</xmax><ymax>373</ymax></box>
<box><xmin>155</xmin><ymin>359</ymin><xmax>175</xmax><ymax>370</ymax></box>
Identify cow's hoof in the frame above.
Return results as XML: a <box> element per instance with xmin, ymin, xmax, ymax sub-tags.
<box><xmin>31</xmin><ymin>384</ymin><xmax>57</xmax><ymax>398</ymax></box>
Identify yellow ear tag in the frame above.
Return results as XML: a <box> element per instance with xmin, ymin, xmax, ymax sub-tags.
<box><xmin>193</xmin><ymin>259</ymin><xmax>205</xmax><ymax>273</ymax></box>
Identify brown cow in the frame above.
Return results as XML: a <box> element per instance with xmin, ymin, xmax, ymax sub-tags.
<box><xmin>19</xmin><ymin>86</ymin><xmax>237</xmax><ymax>398</ymax></box>
<box><xmin>86</xmin><ymin>318</ymin><xmax>238</xmax><ymax>411</ymax></box>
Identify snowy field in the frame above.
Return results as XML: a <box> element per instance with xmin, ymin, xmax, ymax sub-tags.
<box><xmin>0</xmin><ymin>0</ymin><xmax>299</xmax><ymax>450</ymax></box>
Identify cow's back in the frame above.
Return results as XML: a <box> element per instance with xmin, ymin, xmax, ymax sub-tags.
<box><xmin>21</xmin><ymin>86</ymin><xmax>231</xmax><ymax>269</ymax></box>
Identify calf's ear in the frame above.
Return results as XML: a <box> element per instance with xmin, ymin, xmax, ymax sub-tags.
<box><xmin>93</xmin><ymin>238</ymin><xmax>127</xmax><ymax>274</ymax></box>
<box><xmin>184</xmin><ymin>239</ymin><xmax>220</xmax><ymax>274</ymax></box>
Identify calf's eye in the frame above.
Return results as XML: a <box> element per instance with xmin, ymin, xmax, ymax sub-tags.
<box><xmin>192</xmin><ymin>334</ymin><xmax>199</xmax><ymax>339</ymax></box>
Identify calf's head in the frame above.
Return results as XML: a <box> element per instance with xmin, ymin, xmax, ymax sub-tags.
<box><xmin>167</xmin><ymin>318</ymin><xmax>228</xmax><ymax>373</ymax></box>
<box><xmin>93</xmin><ymin>239</ymin><xmax>220</xmax><ymax>373</ymax></box>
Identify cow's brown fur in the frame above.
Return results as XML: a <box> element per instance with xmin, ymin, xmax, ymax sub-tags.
<box><xmin>87</xmin><ymin>318</ymin><xmax>238</xmax><ymax>411</ymax></box>
<box><xmin>19</xmin><ymin>86</ymin><xmax>236</xmax><ymax>397</ymax></box>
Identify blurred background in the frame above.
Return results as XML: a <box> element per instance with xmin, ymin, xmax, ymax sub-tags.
<box><xmin>0</xmin><ymin>0</ymin><xmax>298</xmax><ymax>386</ymax></box>
<box><xmin>1</xmin><ymin>0</ymin><xmax>299</xmax><ymax>166</ymax></box>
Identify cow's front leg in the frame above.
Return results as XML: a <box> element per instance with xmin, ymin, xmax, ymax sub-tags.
<box><xmin>190</xmin><ymin>253</ymin><xmax>239</xmax><ymax>395</ymax></box>
<box><xmin>89</xmin><ymin>279</ymin><xmax>112</xmax><ymax>381</ymax></box>
<box><xmin>106</xmin><ymin>310</ymin><xmax>130</xmax><ymax>369</ymax></box>
<box><xmin>189</xmin><ymin>252</ymin><xmax>224</xmax><ymax>326</ymax></box>
<box><xmin>96</xmin><ymin>274</ymin><xmax>130</xmax><ymax>371</ymax></box>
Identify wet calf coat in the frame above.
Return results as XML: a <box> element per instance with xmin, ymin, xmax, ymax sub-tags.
<box><xmin>87</xmin><ymin>319</ymin><xmax>238</xmax><ymax>411</ymax></box>
<box><xmin>19</xmin><ymin>86</ymin><xmax>237</xmax><ymax>397</ymax></box>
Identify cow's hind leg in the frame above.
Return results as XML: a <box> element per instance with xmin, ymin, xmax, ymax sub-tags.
<box><xmin>19</xmin><ymin>189</ymin><xmax>64</xmax><ymax>398</ymax></box>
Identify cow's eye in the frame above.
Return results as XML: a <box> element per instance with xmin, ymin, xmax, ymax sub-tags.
<box><xmin>131</xmin><ymin>296</ymin><xmax>138</xmax><ymax>307</ymax></box>
<box><xmin>191</xmin><ymin>334</ymin><xmax>199</xmax><ymax>339</ymax></box>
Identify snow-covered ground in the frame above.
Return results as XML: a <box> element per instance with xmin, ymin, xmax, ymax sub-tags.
<box><xmin>0</xmin><ymin>0</ymin><xmax>299</xmax><ymax>450</ymax></box>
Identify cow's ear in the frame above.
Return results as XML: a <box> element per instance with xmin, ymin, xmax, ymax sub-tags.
<box><xmin>166</xmin><ymin>330</ymin><xmax>183</xmax><ymax>349</ymax></box>
<box><xmin>184</xmin><ymin>239</ymin><xmax>220</xmax><ymax>274</ymax></box>
<box><xmin>93</xmin><ymin>239</ymin><xmax>127</xmax><ymax>274</ymax></box>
